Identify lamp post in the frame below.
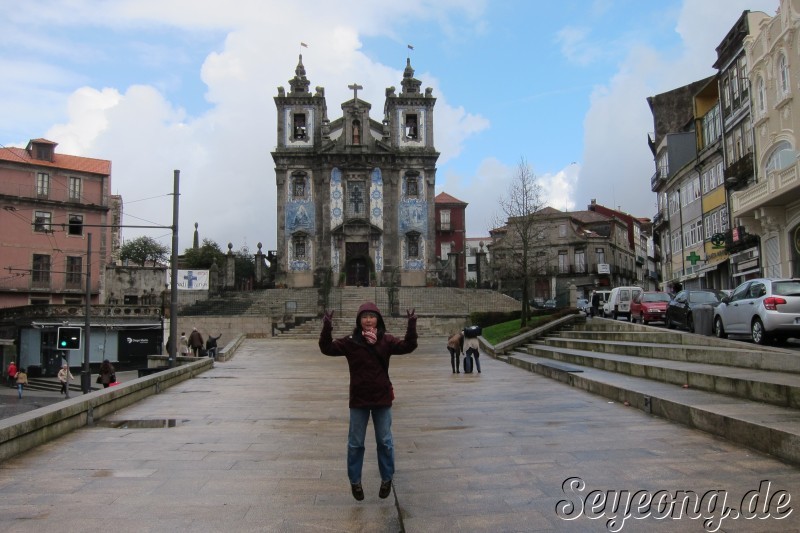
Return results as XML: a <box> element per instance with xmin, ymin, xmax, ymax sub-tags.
<box><xmin>81</xmin><ymin>233</ymin><xmax>92</xmax><ymax>394</ymax></box>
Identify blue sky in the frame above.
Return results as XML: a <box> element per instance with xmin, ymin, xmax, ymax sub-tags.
<box><xmin>0</xmin><ymin>0</ymin><xmax>780</xmax><ymax>251</ymax></box>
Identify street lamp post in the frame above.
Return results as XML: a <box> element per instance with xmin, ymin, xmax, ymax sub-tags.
<box><xmin>81</xmin><ymin>233</ymin><xmax>92</xmax><ymax>394</ymax></box>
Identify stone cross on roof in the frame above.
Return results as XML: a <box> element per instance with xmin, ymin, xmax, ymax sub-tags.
<box><xmin>348</xmin><ymin>83</ymin><xmax>363</xmax><ymax>101</ymax></box>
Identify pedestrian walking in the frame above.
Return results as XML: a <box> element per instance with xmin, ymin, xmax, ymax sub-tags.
<box><xmin>446</xmin><ymin>331</ymin><xmax>463</xmax><ymax>373</ymax></box>
<box><xmin>206</xmin><ymin>334</ymin><xmax>222</xmax><ymax>358</ymax></box>
<box><xmin>15</xmin><ymin>367</ymin><xmax>27</xmax><ymax>399</ymax></box>
<box><xmin>189</xmin><ymin>327</ymin><xmax>204</xmax><ymax>356</ymax></box>
<box><xmin>179</xmin><ymin>332</ymin><xmax>190</xmax><ymax>357</ymax></box>
<box><xmin>57</xmin><ymin>363</ymin><xmax>74</xmax><ymax>397</ymax></box>
<box><xmin>98</xmin><ymin>359</ymin><xmax>116</xmax><ymax>388</ymax></box>
<box><xmin>318</xmin><ymin>302</ymin><xmax>417</xmax><ymax>501</ymax></box>
<box><xmin>591</xmin><ymin>291</ymin><xmax>600</xmax><ymax>318</ymax></box>
<box><xmin>6</xmin><ymin>360</ymin><xmax>17</xmax><ymax>388</ymax></box>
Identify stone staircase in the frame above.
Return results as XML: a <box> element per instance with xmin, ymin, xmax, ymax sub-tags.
<box><xmin>266</xmin><ymin>287</ymin><xmax>519</xmax><ymax>339</ymax></box>
<box><xmin>499</xmin><ymin>316</ymin><xmax>800</xmax><ymax>465</ymax></box>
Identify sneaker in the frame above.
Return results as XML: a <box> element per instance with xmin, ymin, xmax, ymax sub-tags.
<box><xmin>351</xmin><ymin>483</ymin><xmax>364</xmax><ymax>501</ymax></box>
<box><xmin>379</xmin><ymin>480</ymin><xmax>392</xmax><ymax>499</ymax></box>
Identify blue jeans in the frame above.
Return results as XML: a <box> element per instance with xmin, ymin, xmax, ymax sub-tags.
<box><xmin>348</xmin><ymin>407</ymin><xmax>394</xmax><ymax>484</ymax></box>
<box><xmin>17</xmin><ymin>383</ymin><xmax>23</xmax><ymax>398</ymax></box>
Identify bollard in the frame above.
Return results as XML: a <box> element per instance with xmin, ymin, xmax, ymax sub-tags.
<box><xmin>693</xmin><ymin>304</ymin><xmax>714</xmax><ymax>336</ymax></box>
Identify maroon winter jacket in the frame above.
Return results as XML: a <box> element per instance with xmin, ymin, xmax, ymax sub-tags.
<box><xmin>319</xmin><ymin>302</ymin><xmax>417</xmax><ymax>408</ymax></box>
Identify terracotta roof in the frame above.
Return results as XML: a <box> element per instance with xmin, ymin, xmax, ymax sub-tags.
<box><xmin>0</xmin><ymin>145</ymin><xmax>111</xmax><ymax>176</ymax></box>
<box><xmin>435</xmin><ymin>191</ymin><xmax>467</xmax><ymax>205</ymax></box>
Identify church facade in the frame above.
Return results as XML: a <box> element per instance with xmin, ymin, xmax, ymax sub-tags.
<box><xmin>271</xmin><ymin>56</ymin><xmax>439</xmax><ymax>287</ymax></box>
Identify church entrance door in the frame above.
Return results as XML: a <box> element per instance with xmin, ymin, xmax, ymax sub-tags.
<box><xmin>345</xmin><ymin>242</ymin><xmax>370</xmax><ymax>286</ymax></box>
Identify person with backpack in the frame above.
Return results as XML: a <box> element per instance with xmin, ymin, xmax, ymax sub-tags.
<box><xmin>319</xmin><ymin>302</ymin><xmax>417</xmax><ymax>501</ymax></box>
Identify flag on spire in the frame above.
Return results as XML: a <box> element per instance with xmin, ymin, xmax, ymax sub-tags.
<box><xmin>301</xmin><ymin>42</ymin><xmax>308</xmax><ymax>48</ymax></box>
<box><xmin>407</xmin><ymin>44</ymin><xmax>414</xmax><ymax>50</ymax></box>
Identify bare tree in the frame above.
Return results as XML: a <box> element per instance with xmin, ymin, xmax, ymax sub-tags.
<box><xmin>492</xmin><ymin>157</ymin><xmax>549</xmax><ymax>326</ymax></box>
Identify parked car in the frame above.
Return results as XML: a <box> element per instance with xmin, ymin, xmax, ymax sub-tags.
<box><xmin>665</xmin><ymin>289</ymin><xmax>727</xmax><ymax>333</ymax></box>
<box><xmin>602</xmin><ymin>286</ymin><xmax>642</xmax><ymax>320</ymax></box>
<box><xmin>544</xmin><ymin>299</ymin><xmax>557</xmax><ymax>309</ymax></box>
<box><xmin>629</xmin><ymin>291</ymin><xmax>672</xmax><ymax>324</ymax></box>
<box><xmin>576</xmin><ymin>298</ymin><xmax>590</xmax><ymax>312</ymax></box>
<box><xmin>713</xmin><ymin>278</ymin><xmax>800</xmax><ymax>345</ymax></box>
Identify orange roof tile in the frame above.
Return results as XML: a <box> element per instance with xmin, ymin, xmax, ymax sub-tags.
<box><xmin>0</xmin><ymin>145</ymin><xmax>111</xmax><ymax>176</ymax></box>
<box><xmin>434</xmin><ymin>191</ymin><xmax>467</xmax><ymax>205</ymax></box>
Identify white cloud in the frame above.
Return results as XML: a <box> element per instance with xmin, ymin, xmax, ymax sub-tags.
<box><xmin>29</xmin><ymin>2</ymin><xmax>490</xmax><ymax>250</ymax></box>
<box><xmin>575</xmin><ymin>0</ymin><xmax>779</xmax><ymax>219</ymax></box>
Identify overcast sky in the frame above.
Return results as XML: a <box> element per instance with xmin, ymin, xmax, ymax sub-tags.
<box><xmin>0</xmin><ymin>0</ymin><xmax>780</xmax><ymax>253</ymax></box>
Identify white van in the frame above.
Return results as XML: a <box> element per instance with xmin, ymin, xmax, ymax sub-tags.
<box><xmin>589</xmin><ymin>290</ymin><xmax>612</xmax><ymax>316</ymax></box>
<box><xmin>603</xmin><ymin>286</ymin><xmax>643</xmax><ymax>320</ymax></box>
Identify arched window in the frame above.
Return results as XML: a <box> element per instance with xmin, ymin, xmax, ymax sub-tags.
<box><xmin>778</xmin><ymin>54</ymin><xmax>790</xmax><ymax>97</ymax></box>
<box><xmin>765</xmin><ymin>140</ymin><xmax>794</xmax><ymax>174</ymax></box>
<box><xmin>757</xmin><ymin>76</ymin><xmax>766</xmax><ymax>114</ymax></box>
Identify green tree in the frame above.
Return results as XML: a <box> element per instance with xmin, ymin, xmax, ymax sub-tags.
<box><xmin>182</xmin><ymin>239</ymin><xmax>225</xmax><ymax>269</ymax></box>
<box><xmin>119</xmin><ymin>236</ymin><xmax>170</xmax><ymax>266</ymax></box>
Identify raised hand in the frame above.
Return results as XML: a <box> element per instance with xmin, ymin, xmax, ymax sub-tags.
<box><xmin>406</xmin><ymin>308</ymin><xmax>416</xmax><ymax>320</ymax></box>
<box><xmin>323</xmin><ymin>309</ymin><xmax>334</xmax><ymax>325</ymax></box>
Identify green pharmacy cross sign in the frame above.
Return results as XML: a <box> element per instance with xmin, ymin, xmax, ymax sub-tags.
<box><xmin>686</xmin><ymin>251</ymin><xmax>703</xmax><ymax>265</ymax></box>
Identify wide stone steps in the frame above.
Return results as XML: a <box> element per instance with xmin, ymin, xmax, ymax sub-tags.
<box><xmin>497</xmin><ymin>316</ymin><xmax>800</xmax><ymax>465</ymax></box>
<box><xmin>514</xmin><ymin>343</ymin><xmax>800</xmax><ymax>408</ymax></box>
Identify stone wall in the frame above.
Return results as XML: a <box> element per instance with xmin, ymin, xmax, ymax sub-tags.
<box><xmin>165</xmin><ymin>315</ymin><xmax>272</xmax><ymax>346</ymax></box>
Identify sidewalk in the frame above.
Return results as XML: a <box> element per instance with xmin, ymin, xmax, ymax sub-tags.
<box><xmin>0</xmin><ymin>337</ymin><xmax>799</xmax><ymax>532</ymax></box>
<box><xmin>0</xmin><ymin>370</ymin><xmax>140</xmax><ymax>420</ymax></box>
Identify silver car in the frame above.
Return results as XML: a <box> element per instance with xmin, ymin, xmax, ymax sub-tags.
<box><xmin>713</xmin><ymin>278</ymin><xmax>800</xmax><ymax>344</ymax></box>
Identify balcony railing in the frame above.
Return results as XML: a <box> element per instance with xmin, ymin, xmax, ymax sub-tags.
<box><xmin>731</xmin><ymin>160</ymin><xmax>799</xmax><ymax>216</ymax></box>
<box><xmin>650</xmin><ymin>169</ymin><xmax>667</xmax><ymax>192</ymax></box>
<box><xmin>724</xmin><ymin>151</ymin><xmax>754</xmax><ymax>190</ymax></box>
<box><xmin>0</xmin><ymin>181</ymin><xmax>105</xmax><ymax>205</ymax></box>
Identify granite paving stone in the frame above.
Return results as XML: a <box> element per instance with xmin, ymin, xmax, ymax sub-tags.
<box><xmin>0</xmin><ymin>337</ymin><xmax>799</xmax><ymax>532</ymax></box>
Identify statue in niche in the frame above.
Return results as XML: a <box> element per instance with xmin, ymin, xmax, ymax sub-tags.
<box><xmin>352</xmin><ymin>120</ymin><xmax>361</xmax><ymax>145</ymax></box>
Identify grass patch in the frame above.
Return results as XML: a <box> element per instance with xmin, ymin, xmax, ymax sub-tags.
<box><xmin>482</xmin><ymin>309</ymin><xmax>581</xmax><ymax>344</ymax></box>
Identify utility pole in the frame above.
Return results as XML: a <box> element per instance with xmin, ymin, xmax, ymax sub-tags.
<box><xmin>81</xmin><ymin>233</ymin><xmax>92</xmax><ymax>394</ymax></box>
<box><xmin>168</xmin><ymin>170</ymin><xmax>180</xmax><ymax>367</ymax></box>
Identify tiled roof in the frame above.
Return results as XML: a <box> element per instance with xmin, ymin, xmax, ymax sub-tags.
<box><xmin>435</xmin><ymin>191</ymin><xmax>467</xmax><ymax>205</ymax></box>
<box><xmin>0</xmin><ymin>145</ymin><xmax>111</xmax><ymax>176</ymax></box>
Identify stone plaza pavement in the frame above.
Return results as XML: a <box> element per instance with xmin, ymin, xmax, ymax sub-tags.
<box><xmin>1</xmin><ymin>337</ymin><xmax>800</xmax><ymax>532</ymax></box>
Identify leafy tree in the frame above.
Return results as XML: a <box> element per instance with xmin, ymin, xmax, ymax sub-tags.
<box><xmin>491</xmin><ymin>157</ymin><xmax>549</xmax><ymax>327</ymax></box>
<box><xmin>182</xmin><ymin>239</ymin><xmax>225</xmax><ymax>269</ymax></box>
<box><xmin>119</xmin><ymin>236</ymin><xmax>170</xmax><ymax>267</ymax></box>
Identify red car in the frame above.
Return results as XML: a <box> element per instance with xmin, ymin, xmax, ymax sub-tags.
<box><xmin>629</xmin><ymin>291</ymin><xmax>672</xmax><ymax>325</ymax></box>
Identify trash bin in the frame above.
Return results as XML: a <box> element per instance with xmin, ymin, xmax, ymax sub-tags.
<box><xmin>693</xmin><ymin>304</ymin><xmax>714</xmax><ymax>336</ymax></box>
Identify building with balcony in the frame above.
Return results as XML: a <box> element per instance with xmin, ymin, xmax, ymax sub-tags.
<box><xmin>716</xmin><ymin>9</ymin><xmax>771</xmax><ymax>282</ymax></box>
<box><xmin>434</xmin><ymin>192</ymin><xmax>467</xmax><ymax>287</ymax></box>
<box><xmin>647</xmin><ymin>78</ymin><xmax>714</xmax><ymax>291</ymax></box>
<box><xmin>732</xmin><ymin>0</ymin><xmax>800</xmax><ymax>278</ymax></box>
<box><xmin>0</xmin><ymin>139</ymin><xmax>116</xmax><ymax>308</ymax></box>
<box><xmin>488</xmin><ymin>206</ymin><xmax>638</xmax><ymax>305</ymax></box>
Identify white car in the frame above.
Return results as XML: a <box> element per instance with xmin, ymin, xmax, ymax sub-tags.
<box><xmin>713</xmin><ymin>278</ymin><xmax>800</xmax><ymax>344</ymax></box>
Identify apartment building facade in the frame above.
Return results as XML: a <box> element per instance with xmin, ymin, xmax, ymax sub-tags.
<box><xmin>733</xmin><ymin>0</ymin><xmax>800</xmax><ymax>278</ymax></box>
<box><xmin>0</xmin><ymin>139</ymin><xmax>114</xmax><ymax>308</ymax></box>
